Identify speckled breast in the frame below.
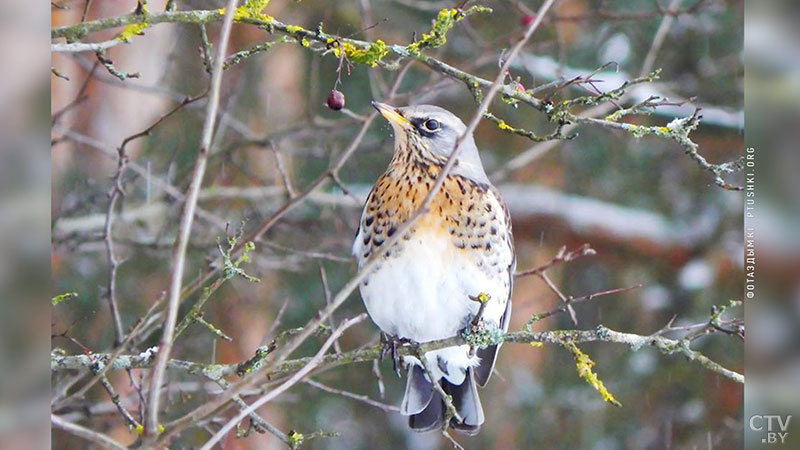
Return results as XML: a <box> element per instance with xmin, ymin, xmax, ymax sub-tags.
<box><xmin>355</xmin><ymin>162</ymin><xmax>513</xmax><ymax>283</ymax></box>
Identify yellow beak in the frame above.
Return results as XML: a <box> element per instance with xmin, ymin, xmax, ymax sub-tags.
<box><xmin>371</xmin><ymin>101</ymin><xmax>410</xmax><ymax>128</ymax></box>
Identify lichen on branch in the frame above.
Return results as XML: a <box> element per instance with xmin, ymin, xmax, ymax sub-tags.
<box><xmin>116</xmin><ymin>2</ymin><xmax>151</xmax><ymax>42</ymax></box>
<box><xmin>52</xmin><ymin>292</ymin><xmax>78</xmax><ymax>306</ymax></box>
<box><xmin>564</xmin><ymin>342</ymin><xmax>622</xmax><ymax>407</ymax></box>
<box><xmin>406</xmin><ymin>6</ymin><xmax>492</xmax><ymax>55</ymax></box>
<box><xmin>219</xmin><ymin>0</ymin><xmax>274</xmax><ymax>22</ymax></box>
<box><xmin>173</xmin><ymin>227</ymin><xmax>260</xmax><ymax>340</ymax></box>
<box><xmin>117</xmin><ymin>22</ymin><xmax>149</xmax><ymax>42</ymax></box>
<box><xmin>51</xmin><ymin>325</ymin><xmax>744</xmax><ymax>385</ymax></box>
<box><xmin>327</xmin><ymin>38</ymin><xmax>389</xmax><ymax>68</ymax></box>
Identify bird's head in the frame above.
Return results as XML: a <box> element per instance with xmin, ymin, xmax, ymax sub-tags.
<box><xmin>371</xmin><ymin>101</ymin><xmax>489</xmax><ymax>182</ymax></box>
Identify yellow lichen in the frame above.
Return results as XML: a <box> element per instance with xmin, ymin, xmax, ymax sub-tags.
<box><xmin>328</xmin><ymin>39</ymin><xmax>389</xmax><ymax>67</ymax></box>
<box><xmin>286</xmin><ymin>24</ymin><xmax>305</xmax><ymax>34</ymax></box>
<box><xmin>406</xmin><ymin>6</ymin><xmax>491</xmax><ymax>54</ymax></box>
<box><xmin>51</xmin><ymin>291</ymin><xmax>78</xmax><ymax>306</ymax></box>
<box><xmin>566</xmin><ymin>342</ymin><xmax>622</xmax><ymax>407</ymax></box>
<box><xmin>496</xmin><ymin>120</ymin><xmax>513</xmax><ymax>131</ymax></box>
<box><xmin>219</xmin><ymin>0</ymin><xmax>273</xmax><ymax>22</ymax></box>
<box><xmin>288</xmin><ymin>430</ymin><xmax>304</xmax><ymax>446</ymax></box>
<box><xmin>117</xmin><ymin>22</ymin><xmax>149</xmax><ymax>42</ymax></box>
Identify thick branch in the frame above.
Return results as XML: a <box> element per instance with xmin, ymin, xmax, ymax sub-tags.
<box><xmin>51</xmin><ymin>325</ymin><xmax>743</xmax><ymax>385</ymax></box>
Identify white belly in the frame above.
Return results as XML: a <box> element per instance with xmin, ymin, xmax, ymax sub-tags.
<box><xmin>357</xmin><ymin>231</ymin><xmax>509</xmax><ymax>383</ymax></box>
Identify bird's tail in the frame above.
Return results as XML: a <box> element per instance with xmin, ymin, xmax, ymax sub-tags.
<box><xmin>402</xmin><ymin>364</ymin><xmax>484</xmax><ymax>435</ymax></box>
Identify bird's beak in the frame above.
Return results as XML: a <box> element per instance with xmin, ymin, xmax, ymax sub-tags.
<box><xmin>371</xmin><ymin>101</ymin><xmax>410</xmax><ymax>128</ymax></box>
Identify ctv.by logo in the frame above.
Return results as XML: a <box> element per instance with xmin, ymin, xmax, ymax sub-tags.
<box><xmin>749</xmin><ymin>415</ymin><xmax>792</xmax><ymax>444</ymax></box>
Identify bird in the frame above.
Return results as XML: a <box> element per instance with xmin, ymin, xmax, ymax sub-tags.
<box><xmin>353</xmin><ymin>101</ymin><xmax>515</xmax><ymax>435</ymax></box>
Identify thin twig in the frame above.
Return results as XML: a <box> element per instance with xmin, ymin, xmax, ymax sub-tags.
<box><xmin>539</xmin><ymin>271</ymin><xmax>578</xmax><ymax>326</ymax></box>
<box><xmin>103</xmin><ymin>157</ymin><xmax>126</xmax><ymax>345</ymax></box>
<box><xmin>525</xmin><ymin>284</ymin><xmax>643</xmax><ymax>330</ymax></box>
<box><xmin>98</xmin><ymin>94</ymin><xmax>203</xmax><ymax>348</ymax></box>
<box><xmin>52</xmin><ymin>296</ymin><xmax>163</xmax><ymax>409</ymax></box>
<box><xmin>51</xmin><ymin>61</ymin><xmax>98</xmax><ymax>126</ymax></box>
<box><xmin>81</xmin><ymin>0</ymin><xmax>93</xmax><ymax>22</ymax></box>
<box><xmin>52</xmin><ymin>414</ymin><xmax>127</xmax><ymax>450</ymax></box>
<box><xmin>97</xmin><ymin>374</ymin><xmax>142</xmax><ymax>429</ymax></box>
<box><xmin>318</xmin><ymin>264</ymin><xmax>342</xmax><ymax>353</ymax></box>
<box><xmin>54</xmin><ymin>128</ymin><xmax>228</xmax><ymax>231</ymax></box>
<box><xmin>639</xmin><ymin>0</ymin><xmax>683</xmax><ymax>77</ymax></box>
<box><xmin>304</xmin><ymin>379</ymin><xmax>400</xmax><ymax>412</ymax></box>
<box><xmin>144</xmin><ymin>0</ymin><xmax>239</xmax><ymax>439</ymax></box>
<box><xmin>214</xmin><ymin>378</ymin><xmax>293</xmax><ymax>445</ymax></box>
<box><xmin>515</xmin><ymin>244</ymin><xmax>596</xmax><ymax>278</ymax></box>
<box><xmin>196</xmin><ymin>314</ymin><xmax>366</xmax><ymax>450</ymax></box>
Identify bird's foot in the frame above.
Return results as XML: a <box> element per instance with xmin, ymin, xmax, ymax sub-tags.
<box><xmin>380</xmin><ymin>332</ymin><xmax>417</xmax><ymax>377</ymax></box>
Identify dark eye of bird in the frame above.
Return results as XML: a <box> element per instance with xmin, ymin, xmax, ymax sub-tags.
<box><xmin>424</xmin><ymin>119</ymin><xmax>440</xmax><ymax>131</ymax></box>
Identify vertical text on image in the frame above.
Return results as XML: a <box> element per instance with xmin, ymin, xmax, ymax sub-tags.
<box><xmin>745</xmin><ymin>147</ymin><xmax>755</xmax><ymax>299</ymax></box>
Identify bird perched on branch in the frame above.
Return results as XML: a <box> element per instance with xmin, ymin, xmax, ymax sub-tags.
<box><xmin>353</xmin><ymin>102</ymin><xmax>515</xmax><ymax>435</ymax></box>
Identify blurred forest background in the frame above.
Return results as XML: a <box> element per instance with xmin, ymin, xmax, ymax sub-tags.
<box><xmin>50</xmin><ymin>0</ymin><xmax>748</xmax><ymax>449</ymax></box>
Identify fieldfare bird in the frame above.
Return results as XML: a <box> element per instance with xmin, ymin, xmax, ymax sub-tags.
<box><xmin>353</xmin><ymin>102</ymin><xmax>515</xmax><ymax>435</ymax></box>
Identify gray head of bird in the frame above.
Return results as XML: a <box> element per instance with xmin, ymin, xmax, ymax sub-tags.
<box><xmin>371</xmin><ymin>101</ymin><xmax>489</xmax><ymax>184</ymax></box>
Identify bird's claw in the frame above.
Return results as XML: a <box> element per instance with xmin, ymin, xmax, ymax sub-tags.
<box><xmin>380</xmin><ymin>332</ymin><xmax>416</xmax><ymax>377</ymax></box>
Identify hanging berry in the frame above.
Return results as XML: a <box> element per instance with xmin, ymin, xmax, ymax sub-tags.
<box><xmin>327</xmin><ymin>89</ymin><xmax>345</xmax><ymax>111</ymax></box>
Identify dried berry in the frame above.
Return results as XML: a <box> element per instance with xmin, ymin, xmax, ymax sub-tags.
<box><xmin>521</xmin><ymin>14</ymin><xmax>535</xmax><ymax>28</ymax></box>
<box><xmin>327</xmin><ymin>89</ymin><xmax>345</xmax><ymax>111</ymax></box>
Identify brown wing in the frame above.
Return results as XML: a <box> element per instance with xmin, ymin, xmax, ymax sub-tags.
<box><xmin>353</xmin><ymin>172</ymin><xmax>404</xmax><ymax>264</ymax></box>
<box><xmin>474</xmin><ymin>186</ymin><xmax>515</xmax><ymax>387</ymax></box>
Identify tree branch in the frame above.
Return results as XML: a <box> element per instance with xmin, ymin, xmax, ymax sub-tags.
<box><xmin>144</xmin><ymin>0</ymin><xmax>238</xmax><ymax>439</ymax></box>
<box><xmin>197</xmin><ymin>314</ymin><xmax>367</xmax><ymax>450</ymax></box>
<box><xmin>52</xmin><ymin>414</ymin><xmax>127</xmax><ymax>450</ymax></box>
<box><xmin>51</xmin><ymin>324</ymin><xmax>744</xmax><ymax>386</ymax></box>
<box><xmin>50</xmin><ymin>3</ymin><xmax>744</xmax><ymax>447</ymax></box>
<box><xmin>51</xmin><ymin>5</ymin><xmax>743</xmax><ymax>190</ymax></box>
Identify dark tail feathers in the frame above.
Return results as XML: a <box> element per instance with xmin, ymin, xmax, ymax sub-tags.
<box><xmin>402</xmin><ymin>365</ymin><xmax>484</xmax><ymax>435</ymax></box>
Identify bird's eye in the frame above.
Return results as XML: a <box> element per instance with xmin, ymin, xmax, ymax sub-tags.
<box><xmin>423</xmin><ymin>119</ymin><xmax>441</xmax><ymax>131</ymax></box>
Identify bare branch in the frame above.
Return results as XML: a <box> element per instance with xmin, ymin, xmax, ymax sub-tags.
<box><xmin>197</xmin><ymin>314</ymin><xmax>367</xmax><ymax>450</ymax></box>
<box><xmin>515</xmin><ymin>244</ymin><xmax>597</xmax><ymax>278</ymax></box>
<box><xmin>304</xmin><ymin>379</ymin><xmax>400</xmax><ymax>413</ymax></box>
<box><xmin>145</xmin><ymin>0</ymin><xmax>239</xmax><ymax>438</ymax></box>
<box><xmin>639</xmin><ymin>0</ymin><xmax>683</xmax><ymax>77</ymax></box>
<box><xmin>52</xmin><ymin>414</ymin><xmax>127</xmax><ymax>450</ymax></box>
